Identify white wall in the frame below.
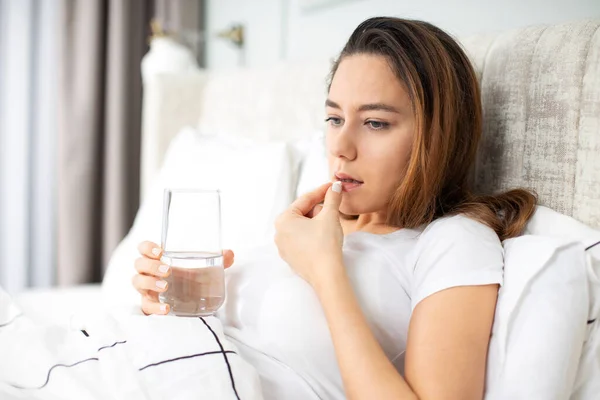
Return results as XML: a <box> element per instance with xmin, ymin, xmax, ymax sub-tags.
<box><xmin>206</xmin><ymin>0</ymin><xmax>600</xmax><ymax>69</ymax></box>
<box><xmin>205</xmin><ymin>0</ymin><xmax>285</xmax><ymax>70</ymax></box>
<box><xmin>286</xmin><ymin>0</ymin><xmax>600</xmax><ymax>63</ymax></box>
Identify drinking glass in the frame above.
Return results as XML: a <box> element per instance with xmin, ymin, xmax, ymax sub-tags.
<box><xmin>158</xmin><ymin>189</ymin><xmax>225</xmax><ymax>317</ymax></box>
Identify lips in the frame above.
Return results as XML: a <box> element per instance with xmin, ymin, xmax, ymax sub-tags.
<box><xmin>334</xmin><ymin>172</ymin><xmax>363</xmax><ymax>192</ymax></box>
<box><xmin>335</xmin><ymin>172</ymin><xmax>363</xmax><ymax>184</ymax></box>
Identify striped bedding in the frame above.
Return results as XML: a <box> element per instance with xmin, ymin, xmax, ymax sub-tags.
<box><xmin>0</xmin><ymin>287</ymin><xmax>263</xmax><ymax>400</ymax></box>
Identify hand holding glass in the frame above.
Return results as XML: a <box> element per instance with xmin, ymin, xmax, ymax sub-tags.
<box><xmin>158</xmin><ymin>189</ymin><xmax>225</xmax><ymax>317</ymax></box>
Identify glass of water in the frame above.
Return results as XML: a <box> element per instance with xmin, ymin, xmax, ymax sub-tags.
<box><xmin>158</xmin><ymin>189</ymin><xmax>225</xmax><ymax>317</ymax></box>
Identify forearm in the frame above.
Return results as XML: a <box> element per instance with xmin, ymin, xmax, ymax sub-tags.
<box><xmin>314</xmin><ymin>263</ymin><xmax>418</xmax><ymax>400</ymax></box>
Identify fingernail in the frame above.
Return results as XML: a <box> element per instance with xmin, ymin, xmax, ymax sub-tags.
<box><xmin>151</xmin><ymin>247</ymin><xmax>162</xmax><ymax>256</ymax></box>
<box><xmin>159</xmin><ymin>304</ymin><xmax>168</xmax><ymax>313</ymax></box>
<box><xmin>332</xmin><ymin>181</ymin><xmax>342</xmax><ymax>193</ymax></box>
<box><xmin>156</xmin><ymin>280</ymin><xmax>167</xmax><ymax>289</ymax></box>
<box><xmin>158</xmin><ymin>264</ymin><xmax>170</xmax><ymax>274</ymax></box>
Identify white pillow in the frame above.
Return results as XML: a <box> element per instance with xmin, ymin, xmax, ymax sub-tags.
<box><xmin>485</xmin><ymin>235</ymin><xmax>589</xmax><ymax>399</ymax></box>
<box><xmin>295</xmin><ymin>131</ymin><xmax>329</xmax><ymax>198</ymax></box>
<box><xmin>485</xmin><ymin>206</ymin><xmax>600</xmax><ymax>399</ymax></box>
<box><xmin>523</xmin><ymin>206</ymin><xmax>600</xmax><ymax>399</ymax></box>
<box><xmin>135</xmin><ymin>128</ymin><xmax>296</xmax><ymax>248</ymax></box>
<box><xmin>525</xmin><ymin>206</ymin><xmax>600</xmax><ymax>251</ymax></box>
<box><xmin>102</xmin><ymin>127</ymin><xmax>298</xmax><ymax>310</ymax></box>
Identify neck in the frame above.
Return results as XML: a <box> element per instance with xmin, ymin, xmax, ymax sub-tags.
<box><xmin>341</xmin><ymin>212</ymin><xmax>398</xmax><ymax>235</ymax></box>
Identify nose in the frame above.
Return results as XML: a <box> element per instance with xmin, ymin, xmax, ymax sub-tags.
<box><xmin>327</xmin><ymin>123</ymin><xmax>357</xmax><ymax>161</ymax></box>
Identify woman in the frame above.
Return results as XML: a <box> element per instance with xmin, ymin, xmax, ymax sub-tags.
<box><xmin>133</xmin><ymin>17</ymin><xmax>535</xmax><ymax>400</ymax></box>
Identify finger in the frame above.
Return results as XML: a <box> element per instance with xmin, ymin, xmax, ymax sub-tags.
<box><xmin>319</xmin><ymin>181</ymin><xmax>343</xmax><ymax>214</ymax></box>
<box><xmin>132</xmin><ymin>274</ymin><xmax>169</xmax><ymax>294</ymax></box>
<box><xmin>306</xmin><ymin>204</ymin><xmax>324</xmax><ymax>218</ymax></box>
<box><xmin>289</xmin><ymin>182</ymin><xmax>331</xmax><ymax>216</ymax></box>
<box><xmin>137</xmin><ymin>241</ymin><xmax>162</xmax><ymax>260</ymax></box>
<box><xmin>223</xmin><ymin>249</ymin><xmax>235</xmax><ymax>269</ymax></box>
<box><xmin>134</xmin><ymin>257</ymin><xmax>171</xmax><ymax>278</ymax></box>
<box><xmin>141</xmin><ymin>294</ymin><xmax>169</xmax><ymax>315</ymax></box>
<box><xmin>145</xmin><ymin>289</ymin><xmax>158</xmax><ymax>302</ymax></box>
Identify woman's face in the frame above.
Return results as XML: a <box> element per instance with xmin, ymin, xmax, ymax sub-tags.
<box><xmin>326</xmin><ymin>54</ymin><xmax>415</xmax><ymax>217</ymax></box>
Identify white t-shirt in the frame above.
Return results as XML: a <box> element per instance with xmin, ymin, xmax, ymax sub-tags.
<box><xmin>218</xmin><ymin>215</ymin><xmax>504</xmax><ymax>399</ymax></box>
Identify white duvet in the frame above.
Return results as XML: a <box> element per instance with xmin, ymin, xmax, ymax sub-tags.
<box><xmin>0</xmin><ymin>287</ymin><xmax>263</xmax><ymax>400</ymax></box>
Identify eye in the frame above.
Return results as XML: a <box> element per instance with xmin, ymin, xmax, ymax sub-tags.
<box><xmin>365</xmin><ymin>120</ymin><xmax>389</xmax><ymax>130</ymax></box>
<box><xmin>325</xmin><ymin>117</ymin><xmax>343</xmax><ymax>127</ymax></box>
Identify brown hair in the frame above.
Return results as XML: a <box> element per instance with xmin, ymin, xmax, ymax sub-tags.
<box><xmin>329</xmin><ymin>17</ymin><xmax>536</xmax><ymax>241</ymax></box>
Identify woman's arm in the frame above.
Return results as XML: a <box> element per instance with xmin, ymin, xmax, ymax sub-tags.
<box><xmin>275</xmin><ymin>184</ymin><xmax>498</xmax><ymax>399</ymax></box>
<box><xmin>314</xmin><ymin>264</ymin><xmax>498</xmax><ymax>400</ymax></box>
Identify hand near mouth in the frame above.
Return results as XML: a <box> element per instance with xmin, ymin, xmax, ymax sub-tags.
<box><xmin>274</xmin><ymin>181</ymin><xmax>345</xmax><ymax>287</ymax></box>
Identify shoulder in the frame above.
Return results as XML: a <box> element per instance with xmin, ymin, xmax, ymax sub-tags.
<box><xmin>409</xmin><ymin>214</ymin><xmax>504</xmax><ymax>309</ymax></box>
<box><xmin>412</xmin><ymin>214</ymin><xmax>503</xmax><ymax>269</ymax></box>
<box><xmin>420</xmin><ymin>214</ymin><xmax>500</xmax><ymax>246</ymax></box>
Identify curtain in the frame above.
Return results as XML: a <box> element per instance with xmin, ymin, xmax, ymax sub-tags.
<box><xmin>0</xmin><ymin>0</ymin><xmax>203</xmax><ymax>290</ymax></box>
<box><xmin>57</xmin><ymin>0</ymin><xmax>153</xmax><ymax>285</ymax></box>
<box><xmin>0</xmin><ymin>0</ymin><xmax>58</xmax><ymax>293</ymax></box>
<box><xmin>57</xmin><ymin>0</ymin><xmax>204</xmax><ymax>286</ymax></box>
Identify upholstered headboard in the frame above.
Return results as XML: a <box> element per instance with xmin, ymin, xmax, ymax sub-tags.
<box><xmin>141</xmin><ymin>19</ymin><xmax>600</xmax><ymax>228</ymax></box>
<box><xmin>463</xmin><ymin>20</ymin><xmax>600</xmax><ymax>228</ymax></box>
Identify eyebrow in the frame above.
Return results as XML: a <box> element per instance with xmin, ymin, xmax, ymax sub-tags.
<box><xmin>325</xmin><ymin>99</ymin><xmax>400</xmax><ymax>114</ymax></box>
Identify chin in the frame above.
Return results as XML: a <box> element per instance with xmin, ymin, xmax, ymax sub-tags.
<box><xmin>339</xmin><ymin>190</ymin><xmax>389</xmax><ymax>217</ymax></box>
<box><xmin>339</xmin><ymin>198</ymin><xmax>368</xmax><ymax>217</ymax></box>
